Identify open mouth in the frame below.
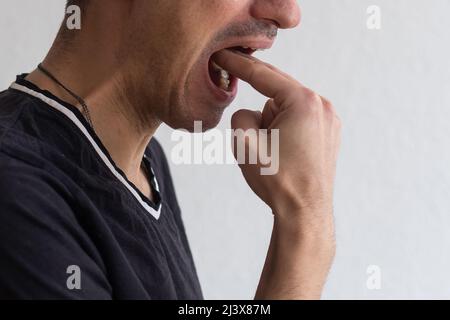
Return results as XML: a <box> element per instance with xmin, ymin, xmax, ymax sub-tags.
<box><xmin>208</xmin><ymin>46</ymin><xmax>257</xmax><ymax>92</ymax></box>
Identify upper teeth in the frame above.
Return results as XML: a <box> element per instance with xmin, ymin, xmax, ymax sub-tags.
<box><xmin>220</xmin><ymin>69</ymin><xmax>229</xmax><ymax>79</ymax></box>
<box><xmin>212</xmin><ymin>61</ymin><xmax>230</xmax><ymax>90</ymax></box>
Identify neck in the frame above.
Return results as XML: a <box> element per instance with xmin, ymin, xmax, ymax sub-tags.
<box><xmin>25</xmin><ymin>19</ymin><xmax>161</xmax><ymax>193</ymax></box>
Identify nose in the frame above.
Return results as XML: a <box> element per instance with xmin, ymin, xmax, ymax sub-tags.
<box><xmin>250</xmin><ymin>0</ymin><xmax>301</xmax><ymax>29</ymax></box>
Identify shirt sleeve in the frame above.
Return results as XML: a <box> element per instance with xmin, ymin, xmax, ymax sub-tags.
<box><xmin>0</xmin><ymin>162</ymin><xmax>112</xmax><ymax>300</ymax></box>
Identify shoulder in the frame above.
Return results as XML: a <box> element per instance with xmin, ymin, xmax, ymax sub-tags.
<box><xmin>0</xmin><ymin>87</ymin><xmax>36</xmax><ymax>124</ymax></box>
<box><xmin>0</xmin><ymin>136</ymin><xmax>82</xmax><ymax>232</ymax></box>
<box><xmin>0</xmin><ymin>87</ymin><xmax>50</xmax><ymax>158</ymax></box>
<box><xmin>0</xmin><ymin>88</ymin><xmax>79</xmax><ymax>222</ymax></box>
<box><xmin>0</xmin><ymin>152</ymin><xmax>75</xmax><ymax>224</ymax></box>
<box><xmin>0</xmin><ymin>153</ymin><xmax>111</xmax><ymax>299</ymax></box>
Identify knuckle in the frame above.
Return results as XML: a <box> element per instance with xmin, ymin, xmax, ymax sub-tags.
<box><xmin>231</xmin><ymin>109</ymin><xmax>246</xmax><ymax>127</ymax></box>
<box><xmin>305</xmin><ymin>90</ymin><xmax>323</xmax><ymax>113</ymax></box>
<box><xmin>322</xmin><ymin>98</ymin><xmax>334</xmax><ymax>112</ymax></box>
<box><xmin>324</xmin><ymin>102</ymin><xmax>338</xmax><ymax>118</ymax></box>
<box><xmin>302</xmin><ymin>89</ymin><xmax>323</xmax><ymax>113</ymax></box>
<box><xmin>303</xmin><ymin>88</ymin><xmax>319</xmax><ymax>103</ymax></box>
<box><xmin>334</xmin><ymin>115</ymin><xmax>342</xmax><ymax>129</ymax></box>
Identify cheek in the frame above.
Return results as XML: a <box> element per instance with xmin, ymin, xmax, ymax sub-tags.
<box><xmin>151</xmin><ymin>2</ymin><xmax>248</xmax><ymax>101</ymax></box>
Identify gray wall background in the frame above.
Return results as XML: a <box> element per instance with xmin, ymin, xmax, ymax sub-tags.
<box><xmin>1</xmin><ymin>0</ymin><xmax>449</xmax><ymax>299</ymax></box>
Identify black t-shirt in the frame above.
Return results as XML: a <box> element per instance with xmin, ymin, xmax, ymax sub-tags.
<box><xmin>0</xmin><ymin>75</ymin><xmax>203</xmax><ymax>299</ymax></box>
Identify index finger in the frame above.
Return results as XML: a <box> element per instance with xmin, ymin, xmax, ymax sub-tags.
<box><xmin>213</xmin><ymin>49</ymin><xmax>299</xmax><ymax>99</ymax></box>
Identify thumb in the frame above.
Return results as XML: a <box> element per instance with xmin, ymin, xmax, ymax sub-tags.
<box><xmin>230</xmin><ymin>109</ymin><xmax>262</xmax><ymax>166</ymax></box>
<box><xmin>231</xmin><ymin>109</ymin><xmax>262</xmax><ymax>131</ymax></box>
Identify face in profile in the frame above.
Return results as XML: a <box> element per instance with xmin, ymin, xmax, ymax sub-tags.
<box><xmin>123</xmin><ymin>0</ymin><xmax>300</xmax><ymax>132</ymax></box>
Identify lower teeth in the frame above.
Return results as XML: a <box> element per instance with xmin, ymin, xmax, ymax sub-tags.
<box><xmin>212</xmin><ymin>61</ymin><xmax>230</xmax><ymax>90</ymax></box>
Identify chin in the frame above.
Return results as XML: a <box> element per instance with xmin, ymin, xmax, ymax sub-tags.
<box><xmin>193</xmin><ymin>113</ymin><xmax>223</xmax><ymax>132</ymax></box>
<box><xmin>164</xmin><ymin>101</ymin><xmax>226</xmax><ymax>133</ymax></box>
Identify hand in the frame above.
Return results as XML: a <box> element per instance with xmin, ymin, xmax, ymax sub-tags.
<box><xmin>214</xmin><ymin>50</ymin><xmax>341</xmax><ymax>226</ymax></box>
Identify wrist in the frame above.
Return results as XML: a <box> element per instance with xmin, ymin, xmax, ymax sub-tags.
<box><xmin>272</xmin><ymin>205</ymin><xmax>336</xmax><ymax>253</ymax></box>
<box><xmin>270</xmin><ymin>188</ymin><xmax>334</xmax><ymax>218</ymax></box>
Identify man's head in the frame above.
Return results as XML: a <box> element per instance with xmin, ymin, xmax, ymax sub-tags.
<box><xmin>59</xmin><ymin>0</ymin><xmax>301</xmax><ymax>132</ymax></box>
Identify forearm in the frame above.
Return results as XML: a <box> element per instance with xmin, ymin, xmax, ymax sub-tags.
<box><xmin>255</xmin><ymin>208</ymin><xmax>336</xmax><ymax>300</ymax></box>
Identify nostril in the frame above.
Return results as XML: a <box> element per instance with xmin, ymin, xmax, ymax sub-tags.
<box><xmin>265</xmin><ymin>18</ymin><xmax>280</xmax><ymax>29</ymax></box>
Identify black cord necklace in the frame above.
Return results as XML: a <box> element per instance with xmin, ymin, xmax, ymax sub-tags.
<box><xmin>37</xmin><ymin>63</ymin><xmax>153</xmax><ymax>195</ymax></box>
<box><xmin>37</xmin><ymin>63</ymin><xmax>94</xmax><ymax>129</ymax></box>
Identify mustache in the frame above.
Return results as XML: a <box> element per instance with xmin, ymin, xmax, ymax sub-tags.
<box><xmin>214</xmin><ymin>20</ymin><xmax>278</xmax><ymax>43</ymax></box>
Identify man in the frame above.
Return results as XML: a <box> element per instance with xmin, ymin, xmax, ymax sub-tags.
<box><xmin>0</xmin><ymin>0</ymin><xmax>341</xmax><ymax>299</ymax></box>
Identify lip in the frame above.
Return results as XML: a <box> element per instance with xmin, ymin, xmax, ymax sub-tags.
<box><xmin>204</xmin><ymin>37</ymin><xmax>275</xmax><ymax>104</ymax></box>
<box><xmin>211</xmin><ymin>36</ymin><xmax>275</xmax><ymax>54</ymax></box>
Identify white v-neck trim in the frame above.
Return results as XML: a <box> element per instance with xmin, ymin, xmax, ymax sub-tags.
<box><xmin>10</xmin><ymin>82</ymin><xmax>162</xmax><ymax>220</ymax></box>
